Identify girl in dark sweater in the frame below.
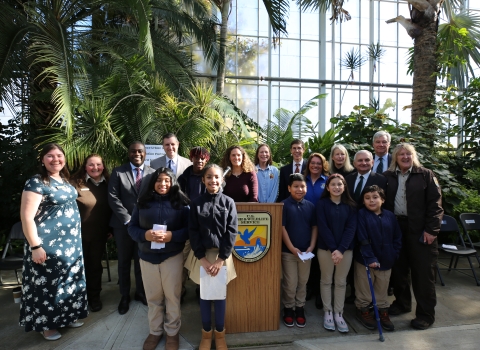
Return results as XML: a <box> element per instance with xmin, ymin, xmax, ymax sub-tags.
<box><xmin>128</xmin><ymin>167</ymin><xmax>190</xmax><ymax>350</ymax></box>
<box><xmin>186</xmin><ymin>164</ymin><xmax>238</xmax><ymax>350</ymax></box>
<box><xmin>316</xmin><ymin>173</ymin><xmax>357</xmax><ymax>333</ymax></box>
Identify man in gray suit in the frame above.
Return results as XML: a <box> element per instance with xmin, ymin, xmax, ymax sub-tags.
<box><xmin>150</xmin><ymin>133</ymin><xmax>192</xmax><ymax>177</ymax></box>
<box><xmin>108</xmin><ymin>141</ymin><xmax>155</xmax><ymax>315</ymax></box>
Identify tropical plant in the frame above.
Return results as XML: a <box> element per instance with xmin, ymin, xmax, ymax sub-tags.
<box><xmin>385</xmin><ymin>0</ymin><xmax>480</xmax><ymax>123</ymax></box>
<box><xmin>260</xmin><ymin>94</ymin><xmax>326</xmax><ymax>166</ymax></box>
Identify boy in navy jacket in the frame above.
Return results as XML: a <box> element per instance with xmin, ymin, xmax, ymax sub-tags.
<box><xmin>281</xmin><ymin>174</ymin><xmax>318</xmax><ymax>328</ymax></box>
<box><xmin>354</xmin><ymin>185</ymin><xmax>401</xmax><ymax>331</ymax></box>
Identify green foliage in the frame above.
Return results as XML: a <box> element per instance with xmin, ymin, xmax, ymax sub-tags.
<box><xmin>330</xmin><ymin>99</ymin><xmax>399</xmax><ymax>153</ymax></box>
<box><xmin>330</xmin><ymin>97</ymin><xmax>467</xmax><ymax>216</ymax></box>
<box><xmin>0</xmin><ymin>121</ymin><xmax>37</xmax><ymax>235</ymax></box>
<box><xmin>260</xmin><ymin>94</ymin><xmax>326</xmax><ymax>166</ymax></box>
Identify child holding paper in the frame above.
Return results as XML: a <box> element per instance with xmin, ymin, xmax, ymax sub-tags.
<box><xmin>281</xmin><ymin>173</ymin><xmax>318</xmax><ymax>328</ymax></box>
<box><xmin>186</xmin><ymin>164</ymin><xmax>238</xmax><ymax>350</ymax></box>
<box><xmin>128</xmin><ymin>167</ymin><xmax>190</xmax><ymax>350</ymax></box>
<box><xmin>354</xmin><ymin>185</ymin><xmax>402</xmax><ymax>331</ymax></box>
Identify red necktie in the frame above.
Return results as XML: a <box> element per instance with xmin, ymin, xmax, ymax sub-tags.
<box><xmin>135</xmin><ymin>167</ymin><xmax>142</xmax><ymax>191</ymax></box>
<box><xmin>295</xmin><ymin>163</ymin><xmax>300</xmax><ymax>173</ymax></box>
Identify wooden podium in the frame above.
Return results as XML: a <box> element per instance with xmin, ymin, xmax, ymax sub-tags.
<box><xmin>225</xmin><ymin>203</ymin><xmax>283</xmax><ymax>333</ymax></box>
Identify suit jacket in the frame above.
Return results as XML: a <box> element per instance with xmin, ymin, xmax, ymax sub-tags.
<box><xmin>277</xmin><ymin>159</ymin><xmax>307</xmax><ymax>202</ymax></box>
<box><xmin>108</xmin><ymin>163</ymin><xmax>156</xmax><ymax>228</ymax></box>
<box><xmin>346</xmin><ymin>171</ymin><xmax>387</xmax><ymax>207</ymax></box>
<box><xmin>150</xmin><ymin>155</ymin><xmax>192</xmax><ymax>177</ymax></box>
<box><xmin>373</xmin><ymin>154</ymin><xmax>392</xmax><ymax>173</ymax></box>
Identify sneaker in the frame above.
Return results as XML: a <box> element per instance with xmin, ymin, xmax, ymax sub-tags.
<box><xmin>323</xmin><ymin>311</ymin><xmax>335</xmax><ymax>331</ymax></box>
<box><xmin>379</xmin><ymin>308</ymin><xmax>395</xmax><ymax>331</ymax></box>
<box><xmin>334</xmin><ymin>312</ymin><xmax>349</xmax><ymax>333</ymax></box>
<box><xmin>283</xmin><ymin>307</ymin><xmax>294</xmax><ymax>327</ymax></box>
<box><xmin>356</xmin><ymin>307</ymin><xmax>376</xmax><ymax>330</ymax></box>
<box><xmin>295</xmin><ymin>307</ymin><xmax>306</xmax><ymax>328</ymax></box>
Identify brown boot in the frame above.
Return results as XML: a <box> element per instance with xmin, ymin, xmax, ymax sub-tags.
<box><xmin>214</xmin><ymin>329</ymin><xmax>228</xmax><ymax>350</ymax></box>
<box><xmin>165</xmin><ymin>333</ymin><xmax>179</xmax><ymax>350</ymax></box>
<box><xmin>379</xmin><ymin>308</ymin><xmax>395</xmax><ymax>331</ymax></box>
<box><xmin>143</xmin><ymin>334</ymin><xmax>162</xmax><ymax>350</ymax></box>
<box><xmin>199</xmin><ymin>329</ymin><xmax>213</xmax><ymax>350</ymax></box>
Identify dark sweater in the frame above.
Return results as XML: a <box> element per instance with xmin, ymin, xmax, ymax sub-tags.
<box><xmin>316</xmin><ymin>197</ymin><xmax>357</xmax><ymax>253</ymax></box>
<box><xmin>128</xmin><ymin>193</ymin><xmax>189</xmax><ymax>264</ymax></box>
<box><xmin>282</xmin><ymin>196</ymin><xmax>317</xmax><ymax>253</ymax></box>
<box><xmin>74</xmin><ymin>180</ymin><xmax>111</xmax><ymax>242</ymax></box>
<box><xmin>223</xmin><ymin>171</ymin><xmax>258</xmax><ymax>202</ymax></box>
<box><xmin>189</xmin><ymin>192</ymin><xmax>238</xmax><ymax>260</ymax></box>
<box><xmin>354</xmin><ymin>208</ymin><xmax>402</xmax><ymax>270</ymax></box>
<box><xmin>178</xmin><ymin>165</ymin><xmax>206</xmax><ymax>201</ymax></box>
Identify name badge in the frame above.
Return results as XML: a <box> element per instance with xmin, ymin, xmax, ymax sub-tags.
<box><xmin>80</xmin><ymin>188</ymin><xmax>90</xmax><ymax>191</ymax></box>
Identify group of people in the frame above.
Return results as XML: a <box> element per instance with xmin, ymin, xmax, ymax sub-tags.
<box><xmin>278</xmin><ymin>133</ymin><xmax>442</xmax><ymax>335</ymax></box>
<box><xmin>18</xmin><ymin>130</ymin><xmax>443</xmax><ymax>349</ymax></box>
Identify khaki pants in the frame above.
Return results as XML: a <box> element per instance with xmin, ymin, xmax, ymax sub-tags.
<box><xmin>354</xmin><ymin>261</ymin><xmax>391</xmax><ymax>309</ymax></box>
<box><xmin>140</xmin><ymin>252</ymin><xmax>183</xmax><ymax>337</ymax></box>
<box><xmin>281</xmin><ymin>252</ymin><xmax>311</xmax><ymax>309</ymax></box>
<box><xmin>318</xmin><ymin>249</ymin><xmax>353</xmax><ymax>313</ymax></box>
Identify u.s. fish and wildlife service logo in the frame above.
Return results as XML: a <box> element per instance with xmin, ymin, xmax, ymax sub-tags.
<box><xmin>233</xmin><ymin>212</ymin><xmax>271</xmax><ymax>263</ymax></box>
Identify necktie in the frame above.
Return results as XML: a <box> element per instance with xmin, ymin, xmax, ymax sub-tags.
<box><xmin>354</xmin><ymin>175</ymin><xmax>364</xmax><ymax>202</ymax></box>
<box><xmin>295</xmin><ymin>163</ymin><xmax>300</xmax><ymax>173</ymax></box>
<box><xmin>135</xmin><ymin>167</ymin><xmax>142</xmax><ymax>191</ymax></box>
<box><xmin>377</xmin><ymin>157</ymin><xmax>384</xmax><ymax>173</ymax></box>
<box><xmin>168</xmin><ymin>159</ymin><xmax>172</xmax><ymax>170</ymax></box>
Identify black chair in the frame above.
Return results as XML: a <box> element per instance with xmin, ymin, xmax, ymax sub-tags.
<box><xmin>0</xmin><ymin>222</ymin><xmax>25</xmax><ymax>285</ymax></box>
<box><xmin>437</xmin><ymin>215</ymin><xmax>480</xmax><ymax>286</ymax></box>
<box><xmin>459</xmin><ymin>213</ymin><xmax>480</xmax><ymax>265</ymax></box>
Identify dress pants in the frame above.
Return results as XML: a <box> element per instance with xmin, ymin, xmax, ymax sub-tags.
<box><xmin>82</xmin><ymin>237</ymin><xmax>107</xmax><ymax>300</ymax></box>
<box><xmin>391</xmin><ymin>218</ymin><xmax>438</xmax><ymax>324</ymax></box>
<box><xmin>318</xmin><ymin>249</ymin><xmax>353</xmax><ymax>313</ymax></box>
<box><xmin>113</xmin><ymin>225</ymin><xmax>144</xmax><ymax>296</ymax></box>
<box><xmin>281</xmin><ymin>252</ymin><xmax>311</xmax><ymax>309</ymax></box>
<box><xmin>140</xmin><ymin>253</ymin><xmax>183</xmax><ymax>336</ymax></box>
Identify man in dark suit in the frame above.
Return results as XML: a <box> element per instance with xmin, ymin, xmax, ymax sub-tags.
<box><xmin>372</xmin><ymin>131</ymin><xmax>392</xmax><ymax>174</ymax></box>
<box><xmin>346</xmin><ymin>150</ymin><xmax>388</xmax><ymax>207</ymax></box>
<box><xmin>345</xmin><ymin>150</ymin><xmax>388</xmax><ymax>304</ymax></box>
<box><xmin>150</xmin><ymin>133</ymin><xmax>192</xmax><ymax>177</ymax></box>
<box><xmin>277</xmin><ymin>139</ymin><xmax>307</xmax><ymax>202</ymax></box>
<box><xmin>108</xmin><ymin>141</ymin><xmax>155</xmax><ymax>315</ymax></box>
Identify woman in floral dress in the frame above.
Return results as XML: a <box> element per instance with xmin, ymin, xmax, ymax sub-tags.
<box><xmin>19</xmin><ymin>143</ymin><xmax>88</xmax><ymax>341</ymax></box>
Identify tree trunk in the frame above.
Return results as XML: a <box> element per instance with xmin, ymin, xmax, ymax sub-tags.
<box><xmin>216</xmin><ymin>0</ymin><xmax>230</xmax><ymax>95</ymax></box>
<box><xmin>411</xmin><ymin>8</ymin><xmax>440</xmax><ymax>125</ymax></box>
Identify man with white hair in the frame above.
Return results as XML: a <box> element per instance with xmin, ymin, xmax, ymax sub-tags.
<box><xmin>346</xmin><ymin>150</ymin><xmax>387</xmax><ymax>207</ymax></box>
<box><xmin>372</xmin><ymin>131</ymin><xmax>392</xmax><ymax>174</ymax></box>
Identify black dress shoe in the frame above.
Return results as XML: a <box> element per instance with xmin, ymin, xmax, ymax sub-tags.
<box><xmin>315</xmin><ymin>295</ymin><xmax>323</xmax><ymax>309</ymax></box>
<box><xmin>388</xmin><ymin>303</ymin><xmax>411</xmax><ymax>316</ymax></box>
<box><xmin>411</xmin><ymin>318</ymin><xmax>432</xmax><ymax>330</ymax></box>
<box><xmin>118</xmin><ymin>295</ymin><xmax>131</xmax><ymax>315</ymax></box>
<box><xmin>134</xmin><ymin>292</ymin><xmax>148</xmax><ymax>306</ymax></box>
<box><xmin>90</xmin><ymin>298</ymin><xmax>103</xmax><ymax>312</ymax></box>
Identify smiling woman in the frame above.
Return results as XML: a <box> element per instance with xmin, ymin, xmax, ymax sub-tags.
<box><xmin>71</xmin><ymin>154</ymin><xmax>111</xmax><ymax>312</ymax></box>
<box><xmin>19</xmin><ymin>143</ymin><xmax>87</xmax><ymax>340</ymax></box>
<box><xmin>220</xmin><ymin>145</ymin><xmax>258</xmax><ymax>202</ymax></box>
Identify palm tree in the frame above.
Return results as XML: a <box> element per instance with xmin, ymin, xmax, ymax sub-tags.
<box><xmin>299</xmin><ymin>0</ymin><xmax>480</xmax><ymax>125</ymax></box>
<box><xmin>384</xmin><ymin>0</ymin><xmax>480</xmax><ymax>124</ymax></box>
